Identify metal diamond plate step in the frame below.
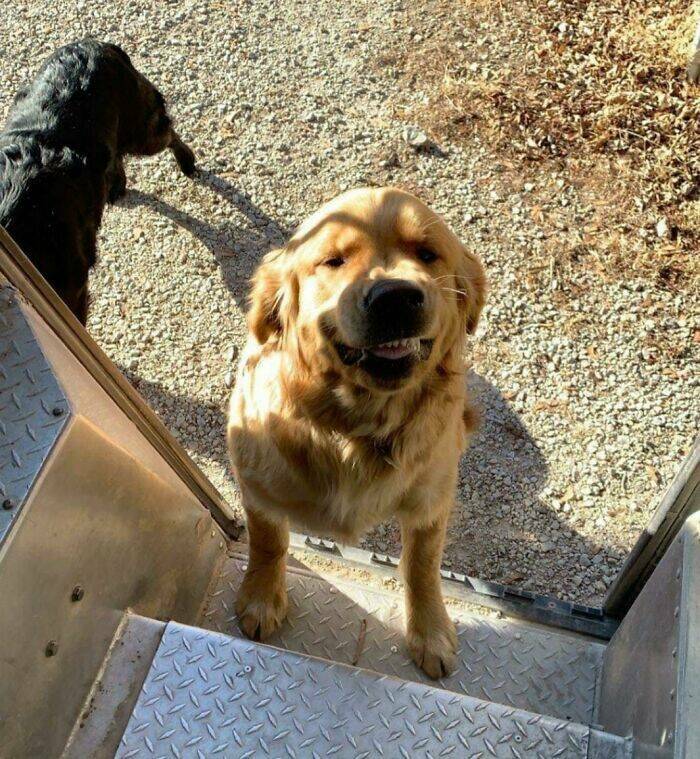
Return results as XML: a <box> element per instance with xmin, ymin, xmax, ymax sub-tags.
<box><xmin>117</xmin><ymin>620</ymin><xmax>592</xmax><ymax>759</ymax></box>
<box><xmin>0</xmin><ymin>284</ymin><xmax>68</xmax><ymax>546</ymax></box>
<box><xmin>200</xmin><ymin>553</ymin><xmax>604</xmax><ymax>725</ymax></box>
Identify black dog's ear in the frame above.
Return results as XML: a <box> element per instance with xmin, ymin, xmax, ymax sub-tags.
<box><xmin>248</xmin><ymin>249</ymin><xmax>295</xmax><ymax>343</ymax></box>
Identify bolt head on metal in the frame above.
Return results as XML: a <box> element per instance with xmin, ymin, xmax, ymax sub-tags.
<box><xmin>52</xmin><ymin>406</ymin><xmax>64</xmax><ymax>417</ymax></box>
<box><xmin>45</xmin><ymin>640</ymin><xmax>58</xmax><ymax>657</ymax></box>
<box><xmin>71</xmin><ymin>585</ymin><xmax>84</xmax><ymax>602</ymax></box>
<box><xmin>2</xmin><ymin>498</ymin><xmax>14</xmax><ymax>510</ymax></box>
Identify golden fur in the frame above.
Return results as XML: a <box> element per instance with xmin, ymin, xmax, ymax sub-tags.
<box><xmin>228</xmin><ymin>187</ymin><xmax>486</xmax><ymax>677</ymax></box>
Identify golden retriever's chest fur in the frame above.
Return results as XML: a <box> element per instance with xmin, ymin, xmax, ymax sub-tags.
<box><xmin>228</xmin><ymin>343</ymin><xmax>467</xmax><ymax>543</ymax></box>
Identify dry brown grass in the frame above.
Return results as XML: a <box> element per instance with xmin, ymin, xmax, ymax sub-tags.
<box><xmin>401</xmin><ymin>0</ymin><xmax>700</xmax><ymax>290</ymax></box>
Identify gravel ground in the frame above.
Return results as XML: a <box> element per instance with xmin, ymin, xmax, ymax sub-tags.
<box><xmin>2</xmin><ymin>0</ymin><xmax>698</xmax><ymax>604</ymax></box>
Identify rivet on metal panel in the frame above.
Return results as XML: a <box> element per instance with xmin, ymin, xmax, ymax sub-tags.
<box><xmin>672</xmin><ymin>647</ymin><xmax>678</xmax><ymax>658</ymax></box>
<box><xmin>2</xmin><ymin>499</ymin><xmax>14</xmax><ymax>510</ymax></box>
<box><xmin>670</xmin><ymin>689</ymin><xmax>675</xmax><ymax>701</ymax></box>
<box><xmin>676</xmin><ymin>568</ymin><xmax>681</xmax><ymax>580</ymax></box>
<box><xmin>51</xmin><ymin>406</ymin><xmax>64</xmax><ymax>417</ymax></box>
<box><xmin>674</xmin><ymin>606</ymin><xmax>680</xmax><ymax>618</ymax></box>
<box><xmin>45</xmin><ymin>640</ymin><xmax>58</xmax><ymax>657</ymax></box>
<box><xmin>70</xmin><ymin>586</ymin><xmax>84</xmax><ymax>602</ymax></box>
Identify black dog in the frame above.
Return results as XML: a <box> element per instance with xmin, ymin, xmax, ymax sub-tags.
<box><xmin>0</xmin><ymin>39</ymin><xmax>195</xmax><ymax>323</ymax></box>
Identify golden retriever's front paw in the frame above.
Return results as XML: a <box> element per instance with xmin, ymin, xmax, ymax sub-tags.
<box><xmin>235</xmin><ymin>570</ymin><xmax>288</xmax><ymax>641</ymax></box>
<box><xmin>406</xmin><ymin>617</ymin><xmax>458</xmax><ymax>679</ymax></box>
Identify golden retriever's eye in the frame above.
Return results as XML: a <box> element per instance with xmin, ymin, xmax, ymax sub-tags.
<box><xmin>417</xmin><ymin>247</ymin><xmax>438</xmax><ymax>264</ymax></box>
<box><xmin>323</xmin><ymin>256</ymin><xmax>346</xmax><ymax>268</ymax></box>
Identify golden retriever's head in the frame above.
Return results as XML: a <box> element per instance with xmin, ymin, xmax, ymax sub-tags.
<box><xmin>249</xmin><ymin>187</ymin><xmax>486</xmax><ymax>392</ymax></box>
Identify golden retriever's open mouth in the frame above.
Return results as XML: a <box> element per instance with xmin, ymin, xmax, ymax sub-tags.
<box><xmin>334</xmin><ymin>337</ymin><xmax>434</xmax><ymax>383</ymax></box>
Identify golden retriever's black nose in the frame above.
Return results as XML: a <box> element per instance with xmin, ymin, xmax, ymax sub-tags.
<box><xmin>365</xmin><ymin>280</ymin><xmax>424</xmax><ymax>312</ymax></box>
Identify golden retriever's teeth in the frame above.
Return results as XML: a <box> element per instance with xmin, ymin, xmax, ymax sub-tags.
<box><xmin>369</xmin><ymin>337</ymin><xmax>421</xmax><ymax>359</ymax></box>
<box><xmin>377</xmin><ymin>338</ymin><xmax>419</xmax><ymax>350</ymax></box>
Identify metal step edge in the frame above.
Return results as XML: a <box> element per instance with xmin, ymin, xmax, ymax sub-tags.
<box><xmin>116</xmin><ymin>620</ymin><xmax>607</xmax><ymax>759</ymax></box>
<box><xmin>202</xmin><ymin>550</ymin><xmax>606</xmax><ymax>726</ymax></box>
<box><xmin>288</xmin><ymin>532</ymin><xmax>619</xmax><ymax>640</ymax></box>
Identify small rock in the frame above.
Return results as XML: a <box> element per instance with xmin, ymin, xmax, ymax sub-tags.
<box><xmin>656</xmin><ymin>218</ymin><xmax>669</xmax><ymax>238</ymax></box>
<box><xmin>402</xmin><ymin>125</ymin><xmax>428</xmax><ymax>148</ymax></box>
<box><xmin>301</xmin><ymin>110</ymin><xmax>320</xmax><ymax>124</ymax></box>
<box><xmin>224</xmin><ymin>370</ymin><xmax>234</xmax><ymax>389</ymax></box>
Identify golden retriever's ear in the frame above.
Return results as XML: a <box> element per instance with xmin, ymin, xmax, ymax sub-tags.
<box><xmin>458</xmin><ymin>248</ymin><xmax>487</xmax><ymax>334</ymax></box>
<box><xmin>248</xmin><ymin>249</ymin><xmax>287</xmax><ymax>343</ymax></box>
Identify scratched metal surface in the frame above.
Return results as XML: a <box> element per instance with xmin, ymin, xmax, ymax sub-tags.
<box><xmin>200</xmin><ymin>555</ymin><xmax>604</xmax><ymax>724</ymax></box>
<box><xmin>117</xmin><ymin>621</ymin><xmax>591</xmax><ymax>759</ymax></box>
<box><xmin>0</xmin><ymin>285</ymin><xmax>68</xmax><ymax>546</ymax></box>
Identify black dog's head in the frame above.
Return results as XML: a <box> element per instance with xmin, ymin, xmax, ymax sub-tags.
<box><xmin>62</xmin><ymin>41</ymin><xmax>193</xmax><ymax>176</ymax></box>
<box><xmin>102</xmin><ymin>43</ymin><xmax>195</xmax><ymax>174</ymax></box>
<box><xmin>99</xmin><ymin>44</ymin><xmax>171</xmax><ymax>155</ymax></box>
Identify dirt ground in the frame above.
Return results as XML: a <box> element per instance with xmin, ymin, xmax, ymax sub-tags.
<box><xmin>1</xmin><ymin>0</ymin><xmax>698</xmax><ymax>604</ymax></box>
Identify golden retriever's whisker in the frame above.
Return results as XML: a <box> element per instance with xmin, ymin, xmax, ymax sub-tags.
<box><xmin>439</xmin><ymin>287</ymin><xmax>467</xmax><ymax>297</ymax></box>
<box><xmin>434</xmin><ymin>275</ymin><xmax>475</xmax><ymax>284</ymax></box>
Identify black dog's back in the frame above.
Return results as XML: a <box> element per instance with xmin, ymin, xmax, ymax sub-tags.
<box><xmin>0</xmin><ymin>39</ymin><xmax>194</xmax><ymax>324</ymax></box>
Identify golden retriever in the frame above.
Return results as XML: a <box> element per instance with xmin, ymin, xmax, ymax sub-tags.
<box><xmin>228</xmin><ymin>187</ymin><xmax>486</xmax><ymax>677</ymax></box>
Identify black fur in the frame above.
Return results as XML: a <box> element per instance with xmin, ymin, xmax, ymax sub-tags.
<box><xmin>0</xmin><ymin>39</ymin><xmax>195</xmax><ymax>323</ymax></box>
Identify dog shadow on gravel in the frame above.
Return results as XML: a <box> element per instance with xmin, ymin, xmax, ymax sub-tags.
<box><xmin>124</xmin><ymin>362</ymin><xmax>625</xmax><ymax>603</ymax></box>
<box><xmin>120</xmin><ymin>169</ymin><xmax>290</xmax><ymax>308</ymax></box>
<box><xmin>366</xmin><ymin>370</ymin><xmax>627</xmax><ymax>601</ymax></box>
<box><xmin>453</xmin><ymin>372</ymin><xmax>625</xmax><ymax>598</ymax></box>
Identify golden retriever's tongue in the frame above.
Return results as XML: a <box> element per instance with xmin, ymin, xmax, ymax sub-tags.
<box><xmin>368</xmin><ymin>338</ymin><xmax>419</xmax><ymax>359</ymax></box>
